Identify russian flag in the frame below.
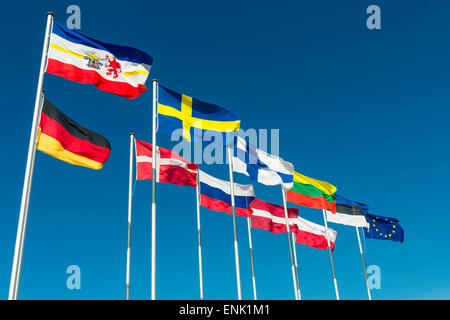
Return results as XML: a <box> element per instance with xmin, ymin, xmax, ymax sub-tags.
<box><xmin>199</xmin><ymin>170</ymin><xmax>255</xmax><ymax>217</ymax></box>
<box><xmin>46</xmin><ymin>21</ymin><xmax>153</xmax><ymax>99</ymax></box>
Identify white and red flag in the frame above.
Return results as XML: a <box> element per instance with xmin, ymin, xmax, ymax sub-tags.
<box><xmin>295</xmin><ymin>217</ymin><xmax>338</xmax><ymax>251</ymax></box>
<box><xmin>135</xmin><ymin>139</ymin><xmax>198</xmax><ymax>187</ymax></box>
<box><xmin>249</xmin><ymin>198</ymin><xmax>299</xmax><ymax>233</ymax></box>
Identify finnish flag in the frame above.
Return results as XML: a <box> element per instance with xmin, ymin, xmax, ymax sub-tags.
<box><xmin>232</xmin><ymin>137</ymin><xmax>294</xmax><ymax>189</ymax></box>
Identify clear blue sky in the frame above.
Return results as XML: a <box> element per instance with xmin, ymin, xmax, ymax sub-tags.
<box><xmin>1</xmin><ymin>0</ymin><xmax>449</xmax><ymax>300</ymax></box>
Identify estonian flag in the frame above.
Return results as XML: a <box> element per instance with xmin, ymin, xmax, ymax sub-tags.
<box><xmin>37</xmin><ymin>97</ymin><xmax>111</xmax><ymax>170</ymax></box>
<box><xmin>326</xmin><ymin>194</ymin><xmax>370</xmax><ymax>228</ymax></box>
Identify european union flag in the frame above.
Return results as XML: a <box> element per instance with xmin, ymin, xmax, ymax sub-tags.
<box><xmin>364</xmin><ymin>213</ymin><xmax>404</xmax><ymax>242</ymax></box>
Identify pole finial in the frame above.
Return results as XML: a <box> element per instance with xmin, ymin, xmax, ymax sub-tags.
<box><xmin>130</xmin><ymin>133</ymin><xmax>135</xmax><ymax>136</ymax></box>
<box><xmin>47</xmin><ymin>12</ymin><xmax>54</xmax><ymax>17</ymax></box>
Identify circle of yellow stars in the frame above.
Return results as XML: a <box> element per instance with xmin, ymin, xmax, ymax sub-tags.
<box><xmin>371</xmin><ymin>216</ymin><xmax>396</xmax><ymax>238</ymax></box>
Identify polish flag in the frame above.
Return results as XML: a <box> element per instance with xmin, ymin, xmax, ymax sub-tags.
<box><xmin>135</xmin><ymin>139</ymin><xmax>198</xmax><ymax>187</ymax></box>
<box><xmin>295</xmin><ymin>217</ymin><xmax>337</xmax><ymax>251</ymax></box>
<box><xmin>249</xmin><ymin>198</ymin><xmax>299</xmax><ymax>233</ymax></box>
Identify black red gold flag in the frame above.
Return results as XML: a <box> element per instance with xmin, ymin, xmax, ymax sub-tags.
<box><xmin>37</xmin><ymin>98</ymin><xmax>111</xmax><ymax>169</ymax></box>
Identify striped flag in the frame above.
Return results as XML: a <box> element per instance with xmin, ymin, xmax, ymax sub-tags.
<box><xmin>286</xmin><ymin>171</ymin><xmax>337</xmax><ymax>213</ymax></box>
<box><xmin>199</xmin><ymin>170</ymin><xmax>255</xmax><ymax>217</ymax></box>
<box><xmin>326</xmin><ymin>194</ymin><xmax>370</xmax><ymax>228</ymax></box>
<box><xmin>233</xmin><ymin>136</ymin><xmax>294</xmax><ymax>189</ymax></box>
<box><xmin>249</xmin><ymin>198</ymin><xmax>298</xmax><ymax>233</ymax></box>
<box><xmin>46</xmin><ymin>21</ymin><xmax>153</xmax><ymax>99</ymax></box>
<box><xmin>37</xmin><ymin>97</ymin><xmax>111</xmax><ymax>170</ymax></box>
<box><xmin>135</xmin><ymin>139</ymin><xmax>198</xmax><ymax>186</ymax></box>
<box><xmin>295</xmin><ymin>217</ymin><xmax>338</xmax><ymax>251</ymax></box>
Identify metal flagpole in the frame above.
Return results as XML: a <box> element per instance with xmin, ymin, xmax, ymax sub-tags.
<box><xmin>355</xmin><ymin>226</ymin><xmax>372</xmax><ymax>300</ymax></box>
<box><xmin>291</xmin><ymin>232</ymin><xmax>301</xmax><ymax>300</ymax></box>
<box><xmin>8</xmin><ymin>12</ymin><xmax>53</xmax><ymax>301</ymax></box>
<box><xmin>321</xmin><ymin>208</ymin><xmax>340</xmax><ymax>300</ymax></box>
<box><xmin>151</xmin><ymin>79</ymin><xmax>158</xmax><ymax>300</ymax></box>
<box><xmin>126</xmin><ymin>133</ymin><xmax>135</xmax><ymax>300</ymax></box>
<box><xmin>226</xmin><ymin>145</ymin><xmax>242</xmax><ymax>300</ymax></box>
<box><xmin>246</xmin><ymin>217</ymin><xmax>257</xmax><ymax>300</ymax></box>
<box><xmin>195</xmin><ymin>171</ymin><xmax>204</xmax><ymax>300</ymax></box>
<box><xmin>280</xmin><ymin>186</ymin><xmax>299</xmax><ymax>300</ymax></box>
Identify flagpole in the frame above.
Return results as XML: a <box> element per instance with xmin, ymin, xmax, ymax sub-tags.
<box><xmin>195</xmin><ymin>171</ymin><xmax>204</xmax><ymax>300</ymax></box>
<box><xmin>355</xmin><ymin>226</ymin><xmax>372</xmax><ymax>300</ymax></box>
<box><xmin>291</xmin><ymin>232</ymin><xmax>301</xmax><ymax>300</ymax></box>
<box><xmin>126</xmin><ymin>133</ymin><xmax>135</xmax><ymax>300</ymax></box>
<box><xmin>321</xmin><ymin>208</ymin><xmax>340</xmax><ymax>300</ymax></box>
<box><xmin>151</xmin><ymin>79</ymin><xmax>158</xmax><ymax>300</ymax></box>
<box><xmin>246</xmin><ymin>217</ymin><xmax>257</xmax><ymax>300</ymax></box>
<box><xmin>226</xmin><ymin>145</ymin><xmax>242</xmax><ymax>300</ymax></box>
<box><xmin>281</xmin><ymin>186</ymin><xmax>299</xmax><ymax>300</ymax></box>
<box><xmin>8</xmin><ymin>12</ymin><xmax>53</xmax><ymax>300</ymax></box>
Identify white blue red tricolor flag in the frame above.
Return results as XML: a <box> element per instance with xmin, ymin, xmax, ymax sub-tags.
<box><xmin>46</xmin><ymin>21</ymin><xmax>153</xmax><ymax>99</ymax></box>
<box><xmin>199</xmin><ymin>170</ymin><xmax>255</xmax><ymax>217</ymax></box>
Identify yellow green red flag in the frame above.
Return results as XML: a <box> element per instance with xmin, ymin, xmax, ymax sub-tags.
<box><xmin>286</xmin><ymin>171</ymin><xmax>337</xmax><ymax>213</ymax></box>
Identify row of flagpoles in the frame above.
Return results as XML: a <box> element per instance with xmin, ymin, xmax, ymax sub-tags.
<box><xmin>124</xmin><ymin>79</ymin><xmax>363</xmax><ymax>300</ymax></box>
<box><xmin>9</xmin><ymin>13</ymin><xmax>402</xmax><ymax>300</ymax></box>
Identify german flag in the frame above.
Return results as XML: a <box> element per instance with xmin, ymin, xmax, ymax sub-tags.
<box><xmin>37</xmin><ymin>98</ymin><xmax>111</xmax><ymax>170</ymax></box>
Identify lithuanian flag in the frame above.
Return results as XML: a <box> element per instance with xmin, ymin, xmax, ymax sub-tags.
<box><xmin>286</xmin><ymin>171</ymin><xmax>337</xmax><ymax>213</ymax></box>
<box><xmin>37</xmin><ymin>98</ymin><xmax>111</xmax><ymax>170</ymax></box>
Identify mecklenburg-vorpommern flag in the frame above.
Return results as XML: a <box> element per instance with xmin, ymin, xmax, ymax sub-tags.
<box><xmin>37</xmin><ymin>97</ymin><xmax>111</xmax><ymax>170</ymax></box>
<box><xmin>326</xmin><ymin>194</ymin><xmax>370</xmax><ymax>228</ymax></box>
<box><xmin>364</xmin><ymin>213</ymin><xmax>404</xmax><ymax>242</ymax></box>
<box><xmin>286</xmin><ymin>171</ymin><xmax>337</xmax><ymax>213</ymax></box>
<box><xmin>46</xmin><ymin>21</ymin><xmax>153</xmax><ymax>99</ymax></box>
<box><xmin>157</xmin><ymin>85</ymin><xmax>241</xmax><ymax>142</ymax></box>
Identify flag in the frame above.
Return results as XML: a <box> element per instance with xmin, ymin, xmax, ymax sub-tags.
<box><xmin>249</xmin><ymin>198</ymin><xmax>298</xmax><ymax>233</ymax></box>
<box><xmin>135</xmin><ymin>139</ymin><xmax>198</xmax><ymax>187</ymax></box>
<box><xmin>326</xmin><ymin>194</ymin><xmax>370</xmax><ymax>228</ymax></box>
<box><xmin>286</xmin><ymin>171</ymin><xmax>337</xmax><ymax>213</ymax></box>
<box><xmin>233</xmin><ymin>136</ymin><xmax>294</xmax><ymax>188</ymax></box>
<box><xmin>199</xmin><ymin>170</ymin><xmax>255</xmax><ymax>217</ymax></box>
<box><xmin>364</xmin><ymin>213</ymin><xmax>404</xmax><ymax>242</ymax></box>
<box><xmin>157</xmin><ymin>85</ymin><xmax>241</xmax><ymax>142</ymax></box>
<box><xmin>37</xmin><ymin>97</ymin><xmax>111</xmax><ymax>170</ymax></box>
<box><xmin>46</xmin><ymin>21</ymin><xmax>153</xmax><ymax>99</ymax></box>
<box><xmin>295</xmin><ymin>217</ymin><xmax>338</xmax><ymax>251</ymax></box>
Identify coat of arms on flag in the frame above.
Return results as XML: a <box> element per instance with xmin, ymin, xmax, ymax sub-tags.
<box><xmin>46</xmin><ymin>21</ymin><xmax>153</xmax><ymax>99</ymax></box>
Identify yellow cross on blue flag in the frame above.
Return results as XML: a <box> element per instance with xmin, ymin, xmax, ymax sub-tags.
<box><xmin>157</xmin><ymin>85</ymin><xmax>241</xmax><ymax>142</ymax></box>
<box><xmin>364</xmin><ymin>213</ymin><xmax>404</xmax><ymax>242</ymax></box>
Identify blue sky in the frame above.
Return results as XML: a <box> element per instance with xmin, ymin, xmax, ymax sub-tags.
<box><xmin>1</xmin><ymin>0</ymin><xmax>450</xmax><ymax>300</ymax></box>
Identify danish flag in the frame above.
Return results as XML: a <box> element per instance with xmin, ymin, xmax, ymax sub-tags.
<box><xmin>135</xmin><ymin>139</ymin><xmax>198</xmax><ymax>187</ymax></box>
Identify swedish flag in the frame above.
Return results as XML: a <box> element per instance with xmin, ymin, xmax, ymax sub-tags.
<box><xmin>364</xmin><ymin>213</ymin><xmax>404</xmax><ymax>242</ymax></box>
<box><xmin>157</xmin><ymin>85</ymin><xmax>241</xmax><ymax>142</ymax></box>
